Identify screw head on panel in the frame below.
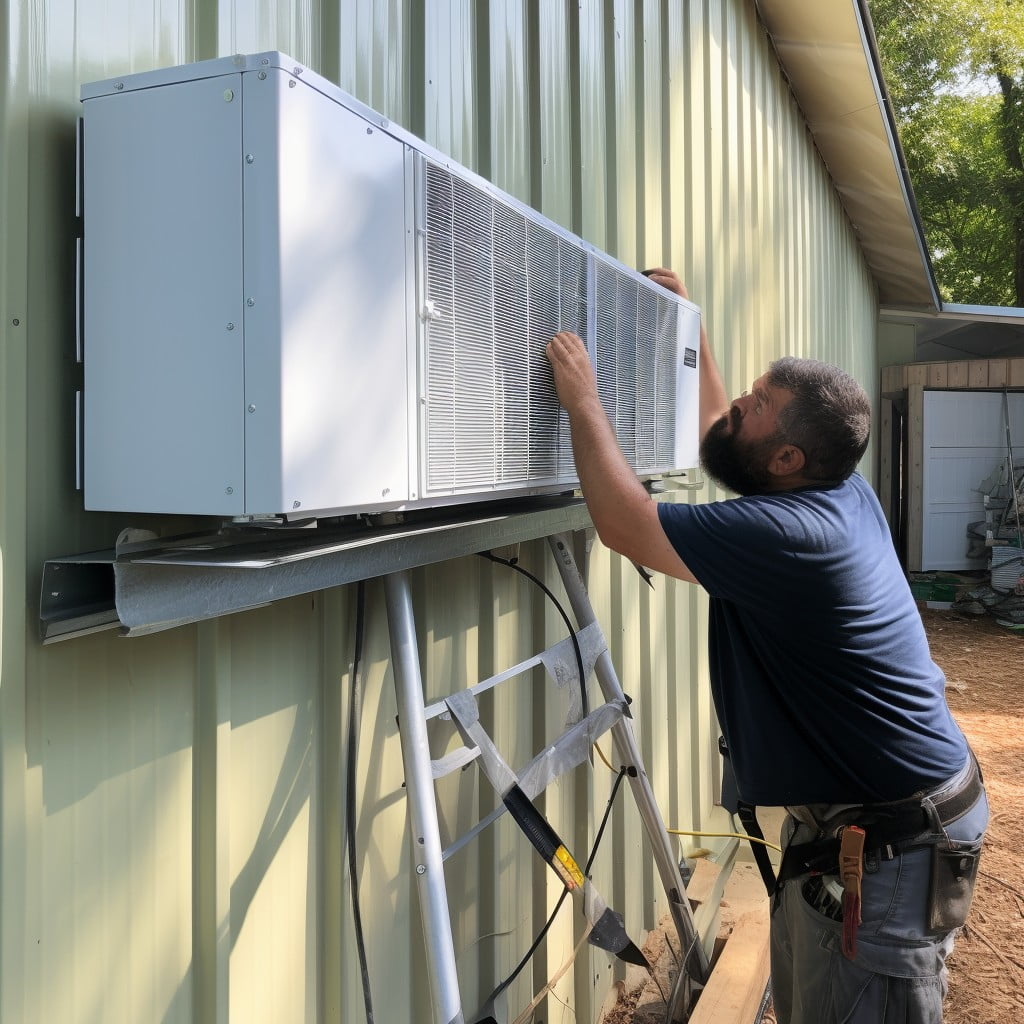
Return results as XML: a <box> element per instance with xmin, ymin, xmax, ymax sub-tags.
<box><xmin>416</xmin><ymin>864</ymin><xmax>426</xmax><ymax>875</ymax></box>
<box><xmin>223</xmin><ymin>89</ymin><xmax>234</xmax><ymax>102</ymax></box>
<box><xmin>247</xmin><ymin>404</ymin><xmax>256</xmax><ymax>413</ymax></box>
<box><xmin>292</xmin><ymin>500</ymin><xmax>301</xmax><ymax>509</ymax></box>
<box><xmin>366</xmin><ymin>127</ymin><xmax>373</xmax><ymax>135</ymax></box>
<box><xmin>226</xmin><ymin>322</ymin><xmax>235</xmax><ymax>331</ymax></box>
<box><xmin>246</xmin><ymin>297</ymin><xmax>255</xmax><ymax>307</ymax></box>
<box><xmin>245</xmin><ymin>154</ymin><xmax>255</xmax><ymax>164</ymax></box>
<box><xmin>114</xmin><ymin>82</ymin><xmax>124</xmax><ymax>91</ymax></box>
<box><xmin>288</xmin><ymin>80</ymin><xmax>296</xmax><ymax>89</ymax></box>
<box><xmin>261</xmin><ymin>57</ymin><xmax>270</xmax><ymax>65</ymax></box>
<box><xmin>225</xmin><ymin>486</ymin><xmax>234</xmax><ymax>495</ymax></box>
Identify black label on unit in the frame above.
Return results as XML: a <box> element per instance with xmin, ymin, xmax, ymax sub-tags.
<box><xmin>684</xmin><ymin>347</ymin><xmax>698</xmax><ymax>368</ymax></box>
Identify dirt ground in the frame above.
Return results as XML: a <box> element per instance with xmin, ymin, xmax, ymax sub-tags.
<box><xmin>601</xmin><ymin>607</ymin><xmax>1024</xmax><ymax>1024</ymax></box>
<box><xmin>921</xmin><ymin>608</ymin><xmax>1024</xmax><ymax>1024</ymax></box>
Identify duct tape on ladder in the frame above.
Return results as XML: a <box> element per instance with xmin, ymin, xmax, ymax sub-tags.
<box><xmin>444</xmin><ymin>689</ymin><xmax>650</xmax><ymax>969</ymax></box>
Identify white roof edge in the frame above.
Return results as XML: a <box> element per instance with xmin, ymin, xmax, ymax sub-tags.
<box><xmin>755</xmin><ymin>0</ymin><xmax>940</xmax><ymax>311</ymax></box>
<box><xmin>882</xmin><ymin>304</ymin><xmax>1024</xmax><ymax>326</ymax></box>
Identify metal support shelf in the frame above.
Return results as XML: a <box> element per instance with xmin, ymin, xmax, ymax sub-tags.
<box><xmin>39</xmin><ymin>496</ymin><xmax>593</xmax><ymax>643</ymax></box>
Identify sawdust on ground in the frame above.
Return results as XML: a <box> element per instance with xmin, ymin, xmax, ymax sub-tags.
<box><xmin>601</xmin><ymin>608</ymin><xmax>1024</xmax><ymax>1024</ymax></box>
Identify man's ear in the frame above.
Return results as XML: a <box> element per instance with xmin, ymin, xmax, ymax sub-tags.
<box><xmin>767</xmin><ymin>444</ymin><xmax>806</xmax><ymax>478</ymax></box>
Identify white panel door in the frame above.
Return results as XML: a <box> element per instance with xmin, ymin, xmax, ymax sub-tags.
<box><xmin>83</xmin><ymin>74</ymin><xmax>246</xmax><ymax>515</ymax></box>
<box><xmin>922</xmin><ymin>390</ymin><xmax>1024</xmax><ymax>570</ymax></box>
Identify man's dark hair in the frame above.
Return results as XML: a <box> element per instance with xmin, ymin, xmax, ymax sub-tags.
<box><xmin>767</xmin><ymin>357</ymin><xmax>871</xmax><ymax>484</ymax></box>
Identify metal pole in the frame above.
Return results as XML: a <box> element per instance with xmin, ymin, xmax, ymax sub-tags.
<box><xmin>546</xmin><ymin>534</ymin><xmax>711</xmax><ymax>984</ymax></box>
<box><xmin>384</xmin><ymin>571</ymin><xmax>465</xmax><ymax>1024</ymax></box>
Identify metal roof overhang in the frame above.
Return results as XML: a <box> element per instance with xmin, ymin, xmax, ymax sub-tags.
<box><xmin>755</xmin><ymin>0</ymin><xmax>940</xmax><ymax>312</ymax></box>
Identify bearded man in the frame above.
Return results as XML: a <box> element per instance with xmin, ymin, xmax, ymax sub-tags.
<box><xmin>545</xmin><ymin>268</ymin><xmax>988</xmax><ymax>1024</ymax></box>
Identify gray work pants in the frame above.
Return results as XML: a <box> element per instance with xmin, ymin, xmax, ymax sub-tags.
<box><xmin>769</xmin><ymin>766</ymin><xmax>989</xmax><ymax>1024</ymax></box>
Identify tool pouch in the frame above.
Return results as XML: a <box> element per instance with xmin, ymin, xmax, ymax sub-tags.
<box><xmin>928</xmin><ymin>842</ymin><xmax>982</xmax><ymax>931</ymax></box>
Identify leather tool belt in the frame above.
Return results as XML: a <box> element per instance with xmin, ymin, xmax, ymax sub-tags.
<box><xmin>739</xmin><ymin>751</ymin><xmax>984</xmax><ymax>896</ymax></box>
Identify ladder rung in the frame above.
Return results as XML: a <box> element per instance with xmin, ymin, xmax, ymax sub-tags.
<box><xmin>422</xmin><ymin>621</ymin><xmax>605</xmax><ymax>721</ymax></box>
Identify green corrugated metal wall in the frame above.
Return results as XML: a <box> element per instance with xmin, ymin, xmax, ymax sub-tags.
<box><xmin>0</xmin><ymin>1</ymin><xmax>877</xmax><ymax>1021</ymax></box>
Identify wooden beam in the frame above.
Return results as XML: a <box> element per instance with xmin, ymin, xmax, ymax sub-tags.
<box><xmin>906</xmin><ymin>364</ymin><xmax>928</xmax><ymax>387</ymax></box>
<box><xmin>687</xmin><ymin>909</ymin><xmax>770</xmax><ymax>1024</ymax></box>
<box><xmin>989</xmin><ymin>360</ymin><xmax>1009</xmax><ymax>387</ymax></box>
<box><xmin>926</xmin><ymin>362</ymin><xmax>948</xmax><ymax>387</ymax></box>
<box><xmin>880</xmin><ymin>365</ymin><xmax>902</xmax><ymax>395</ymax></box>
<box><xmin>948</xmin><ymin>362</ymin><xmax>969</xmax><ymax>387</ymax></box>
<box><xmin>969</xmin><ymin>360</ymin><xmax>989</xmax><ymax>387</ymax></box>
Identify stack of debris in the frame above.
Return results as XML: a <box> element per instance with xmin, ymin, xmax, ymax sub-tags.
<box><xmin>957</xmin><ymin>459</ymin><xmax>1024</xmax><ymax>626</ymax></box>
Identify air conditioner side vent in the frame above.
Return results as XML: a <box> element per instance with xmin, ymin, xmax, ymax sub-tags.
<box><xmin>593</xmin><ymin>257</ymin><xmax>678</xmax><ymax>474</ymax></box>
<box><xmin>422</xmin><ymin>159</ymin><xmax>584</xmax><ymax>495</ymax></box>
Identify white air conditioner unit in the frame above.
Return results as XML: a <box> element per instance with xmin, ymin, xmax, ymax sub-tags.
<box><xmin>79</xmin><ymin>52</ymin><xmax>701</xmax><ymax>520</ymax></box>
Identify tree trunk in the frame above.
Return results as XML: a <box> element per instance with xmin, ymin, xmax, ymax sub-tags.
<box><xmin>995</xmin><ymin>68</ymin><xmax>1024</xmax><ymax>306</ymax></box>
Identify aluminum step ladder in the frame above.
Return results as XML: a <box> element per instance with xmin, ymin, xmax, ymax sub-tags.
<box><xmin>384</xmin><ymin>530</ymin><xmax>710</xmax><ymax>1024</ymax></box>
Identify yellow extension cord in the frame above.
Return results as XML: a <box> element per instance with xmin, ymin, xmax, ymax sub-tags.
<box><xmin>592</xmin><ymin>743</ymin><xmax>782</xmax><ymax>853</ymax></box>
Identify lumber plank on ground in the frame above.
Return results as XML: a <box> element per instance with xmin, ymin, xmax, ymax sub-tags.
<box><xmin>687</xmin><ymin>907</ymin><xmax>770</xmax><ymax>1024</ymax></box>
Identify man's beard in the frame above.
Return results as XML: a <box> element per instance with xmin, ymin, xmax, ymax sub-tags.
<box><xmin>699</xmin><ymin>410</ymin><xmax>781</xmax><ymax>496</ymax></box>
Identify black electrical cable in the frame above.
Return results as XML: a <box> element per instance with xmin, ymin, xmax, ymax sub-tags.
<box><xmin>490</xmin><ymin>765</ymin><xmax>630</xmax><ymax>1000</ymax></box>
<box><xmin>345</xmin><ymin>580</ymin><xmax>375</xmax><ymax>1022</ymax></box>
<box><xmin>478</xmin><ymin>550</ymin><xmax>589</xmax><ymax>717</ymax></box>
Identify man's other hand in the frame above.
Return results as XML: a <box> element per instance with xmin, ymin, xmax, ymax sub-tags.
<box><xmin>642</xmin><ymin>267</ymin><xmax>689</xmax><ymax>300</ymax></box>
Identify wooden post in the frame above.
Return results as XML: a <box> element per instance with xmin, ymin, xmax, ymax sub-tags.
<box><xmin>907</xmin><ymin>384</ymin><xmax>925</xmax><ymax>572</ymax></box>
<box><xmin>879</xmin><ymin>398</ymin><xmax>894</xmax><ymax>530</ymax></box>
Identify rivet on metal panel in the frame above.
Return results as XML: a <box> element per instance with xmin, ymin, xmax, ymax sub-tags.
<box><xmin>226</xmin><ymin>322</ymin><xmax>235</xmax><ymax>331</ymax></box>
<box><xmin>416</xmin><ymin>864</ymin><xmax>426</xmax><ymax>875</ymax></box>
<box><xmin>261</xmin><ymin>57</ymin><xmax>269</xmax><ymax>65</ymax></box>
<box><xmin>247</xmin><ymin>404</ymin><xmax>256</xmax><ymax>413</ymax></box>
<box><xmin>225</xmin><ymin>486</ymin><xmax>234</xmax><ymax>494</ymax></box>
<box><xmin>366</xmin><ymin>127</ymin><xmax>373</xmax><ymax>135</ymax></box>
<box><xmin>114</xmin><ymin>82</ymin><xmax>124</xmax><ymax>91</ymax></box>
<box><xmin>292</xmin><ymin>500</ymin><xmax>301</xmax><ymax>509</ymax></box>
<box><xmin>288</xmin><ymin>80</ymin><xmax>296</xmax><ymax>89</ymax></box>
<box><xmin>11</xmin><ymin>318</ymin><xmax>20</xmax><ymax>326</ymax></box>
<box><xmin>293</xmin><ymin>66</ymin><xmax>303</xmax><ymax>75</ymax></box>
<box><xmin>245</xmin><ymin>154</ymin><xmax>255</xmax><ymax>164</ymax></box>
<box><xmin>258</xmin><ymin>71</ymin><xmax>267</xmax><ymax>81</ymax></box>
<box><xmin>223</xmin><ymin>89</ymin><xmax>234</xmax><ymax>102</ymax></box>
<box><xmin>246</xmin><ymin>297</ymin><xmax>255</xmax><ymax>307</ymax></box>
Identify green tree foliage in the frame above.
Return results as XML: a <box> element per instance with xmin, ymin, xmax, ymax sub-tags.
<box><xmin>868</xmin><ymin>0</ymin><xmax>1024</xmax><ymax>305</ymax></box>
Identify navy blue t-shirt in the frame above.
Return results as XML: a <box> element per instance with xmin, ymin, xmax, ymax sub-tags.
<box><xmin>657</xmin><ymin>474</ymin><xmax>967</xmax><ymax>806</ymax></box>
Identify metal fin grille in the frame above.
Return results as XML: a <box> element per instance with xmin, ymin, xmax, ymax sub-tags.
<box><xmin>593</xmin><ymin>258</ymin><xmax>678</xmax><ymax>473</ymax></box>
<box><xmin>423</xmin><ymin>161</ymin><xmax>585</xmax><ymax>492</ymax></box>
<box><xmin>422</xmin><ymin>159</ymin><xmax>681</xmax><ymax>495</ymax></box>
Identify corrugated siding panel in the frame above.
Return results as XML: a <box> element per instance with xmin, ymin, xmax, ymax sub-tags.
<box><xmin>0</xmin><ymin>0</ymin><xmax>879</xmax><ymax>1021</ymax></box>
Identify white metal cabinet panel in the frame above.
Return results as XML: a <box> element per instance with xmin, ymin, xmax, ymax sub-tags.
<box><xmin>82</xmin><ymin>74</ymin><xmax>246</xmax><ymax>516</ymax></box>
<box><xmin>240</xmin><ymin>65</ymin><xmax>412</xmax><ymax>516</ymax></box>
<box><xmin>922</xmin><ymin>390</ymin><xmax>1024</xmax><ymax>570</ymax></box>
